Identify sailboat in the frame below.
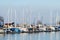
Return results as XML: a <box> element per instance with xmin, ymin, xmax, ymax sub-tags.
<box><xmin>5</xmin><ymin>8</ymin><xmax>22</xmax><ymax>34</ymax></box>
<box><xmin>49</xmin><ymin>11</ymin><xmax>55</xmax><ymax>31</ymax></box>
<box><xmin>44</xmin><ymin>11</ymin><xmax>55</xmax><ymax>32</ymax></box>
<box><xmin>20</xmin><ymin>8</ymin><xmax>29</xmax><ymax>33</ymax></box>
<box><xmin>55</xmin><ymin>10</ymin><xmax>60</xmax><ymax>31</ymax></box>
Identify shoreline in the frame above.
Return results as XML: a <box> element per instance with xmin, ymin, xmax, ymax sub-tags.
<box><xmin>0</xmin><ymin>30</ymin><xmax>59</xmax><ymax>34</ymax></box>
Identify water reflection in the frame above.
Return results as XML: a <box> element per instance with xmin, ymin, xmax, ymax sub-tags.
<box><xmin>0</xmin><ymin>32</ymin><xmax>60</xmax><ymax>40</ymax></box>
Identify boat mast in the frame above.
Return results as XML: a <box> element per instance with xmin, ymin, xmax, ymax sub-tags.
<box><xmin>15</xmin><ymin>9</ymin><xmax>16</xmax><ymax>28</ymax></box>
<box><xmin>56</xmin><ymin>10</ymin><xmax>58</xmax><ymax>26</ymax></box>
<box><xmin>41</xmin><ymin>15</ymin><xmax>43</xmax><ymax>25</ymax></box>
<box><xmin>30</xmin><ymin>7</ymin><xmax>32</xmax><ymax>27</ymax></box>
<box><xmin>23</xmin><ymin>8</ymin><xmax>24</xmax><ymax>28</ymax></box>
<box><xmin>33</xmin><ymin>17</ymin><xmax>36</xmax><ymax>26</ymax></box>
<box><xmin>8</xmin><ymin>8</ymin><xmax>10</xmax><ymax>27</ymax></box>
<box><xmin>25</xmin><ymin>8</ymin><xmax>27</xmax><ymax>25</ymax></box>
<box><xmin>7</xmin><ymin>8</ymin><xmax>10</xmax><ymax>40</ymax></box>
<box><xmin>14</xmin><ymin>9</ymin><xmax>17</xmax><ymax>40</ymax></box>
<box><xmin>11</xmin><ymin>8</ymin><xmax>12</xmax><ymax>23</ymax></box>
<box><xmin>50</xmin><ymin>11</ymin><xmax>52</xmax><ymax>26</ymax></box>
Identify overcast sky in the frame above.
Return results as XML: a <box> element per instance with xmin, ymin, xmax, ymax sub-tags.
<box><xmin>0</xmin><ymin>0</ymin><xmax>60</xmax><ymax>25</ymax></box>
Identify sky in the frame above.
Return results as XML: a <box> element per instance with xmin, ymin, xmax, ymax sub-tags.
<box><xmin>0</xmin><ymin>0</ymin><xmax>60</xmax><ymax>25</ymax></box>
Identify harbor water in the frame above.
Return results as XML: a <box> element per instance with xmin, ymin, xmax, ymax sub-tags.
<box><xmin>0</xmin><ymin>32</ymin><xmax>60</xmax><ymax>40</ymax></box>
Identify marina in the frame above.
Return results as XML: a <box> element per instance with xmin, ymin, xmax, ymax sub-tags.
<box><xmin>0</xmin><ymin>15</ymin><xmax>60</xmax><ymax>34</ymax></box>
<box><xmin>0</xmin><ymin>10</ymin><xmax>60</xmax><ymax>34</ymax></box>
<box><xmin>0</xmin><ymin>0</ymin><xmax>60</xmax><ymax>40</ymax></box>
<box><xmin>0</xmin><ymin>21</ymin><xmax>60</xmax><ymax>34</ymax></box>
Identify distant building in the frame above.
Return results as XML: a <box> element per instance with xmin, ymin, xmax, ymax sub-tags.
<box><xmin>0</xmin><ymin>16</ymin><xmax>4</xmax><ymax>28</ymax></box>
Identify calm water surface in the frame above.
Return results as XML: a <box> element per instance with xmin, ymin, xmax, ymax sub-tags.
<box><xmin>0</xmin><ymin>32</ymin><xmax>60</xmax><ymax>40</ymax></box>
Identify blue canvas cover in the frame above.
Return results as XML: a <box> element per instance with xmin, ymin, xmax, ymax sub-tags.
<box><xmin>10</xmin><ymin>28</ymin><xmax>21</xmax><ymax>33</ymax></box>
